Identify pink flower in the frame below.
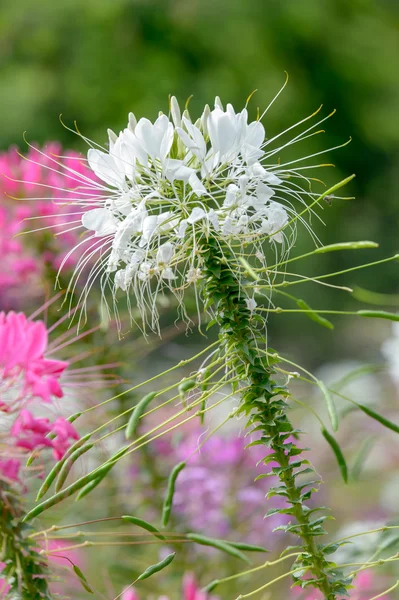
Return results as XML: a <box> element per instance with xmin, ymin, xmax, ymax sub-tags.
<box><xmin>121</xmin><ymin>589</ymin><xmax>140</xmax><ymax>600</ymax></box>
<box><xmin>0</xmin><ymin>562</ymin><xmax>11</xmax><ymax>597</ymax></box>
<box><xmin>0</xmin><ymin>311</ymin><xmax>69</xmax><ymax>405</ymax></box>
<box><xmin>11</xmin><ymin>410</ymin><xmax>79</xmax><ymax>460</ymax></box>
<box><xmin>0</xmin><ymin>458</ymin><xmax>21</xmax><ymax>482</ymax></box>
<box><xmin>121</xmin><ymin>574</ymin><xmax>218</xmax><ymax>600</ymax></box>
<box><xmin>50</xmin><ymin>418</ymin><xmax>80</xmax><ymax>460</ymax></box>
<box><xmin>0</xmin><ymin>143</ymin><xmax>97</xmax><ymax>306</ymax></box>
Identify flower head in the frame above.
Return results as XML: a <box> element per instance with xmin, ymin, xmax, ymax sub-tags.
<box><xmin>0</xmin><ymin>311</ymin><xmax>69</xmax><ymax>407</ymax></box>
<box><xmin>25</xmin><ymin>95</ymin><xmax>336</xmax><ymax>331</ymax></box>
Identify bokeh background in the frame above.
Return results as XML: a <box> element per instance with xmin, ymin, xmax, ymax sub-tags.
<box><xmin>0</xmin><ymin>0</ymin><xmax>398</xmax><ymax>598</ymax></box>
<box><xmin>1</xmin><ymin>0</ymin><xmax>399</xmax><ymax>360</ymax></box>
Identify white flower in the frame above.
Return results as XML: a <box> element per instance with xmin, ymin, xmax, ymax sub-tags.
<box><xmin>156</xmin><ymin>242</ymin><xmax>174</xmax><ymax>266</ymax></box>
<box><xmin>259</xmin><ymin>202</ymin><xmax>289</xmax><ymax>243</ymax></box>
<box><xmin>245</xmin><ymin>297</ymin><xmax>257</xmax><ymax>312</ymax></box>
<box><xmin>36</xmin><ymin>94</ymin><xmax>330</xmax><ymax>331</ymax></box>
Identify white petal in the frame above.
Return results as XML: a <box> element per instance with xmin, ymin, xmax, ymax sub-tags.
<box><xmin>161</xmin><ymin>267</ymin><xmax>176</xmax><ymax>280</ymax></box>
<box><xmin>82</xmin><ymin>208</ymin><xmax>118</xmax><ymax>236</ymax></box>
<box><xmin>187</xmin><ymin>207</ymin><xmax>206</xmax><ymax>224</ymax></box>
<box><xmin>156</xmin><ymin>242</ymin><xmax>174</xmax><ymax>265</ymax></box>
<box><xmin>207</xmin><ymin>209</ymin><xmax>220</xmax><ymax>231</ymax></box>
<box><xmin>87</xmin><ymin>149</ymin><xmax>123</xmax><ymax>187</ymax></box>
<box><xmin>245</xmin><ymin>121</ymin><xmax>265</xmax><ymax>149</ymax></box>
<box><xmin>170</xmin><ymin>96</ymin><xmax>181</xmax><ymax>127</ymax></box>
<box><xmin>140</xmin><ymin>215</ymin><xmax>159</xmax><ymax>245</ymax></box>
<box><xmin>264</xmin><ymin>171</ymin><xmax>283</xmax><ymax>185</ymax></box>
<box><xmin>177</xmin><ymin>219</ymin><xmax>188</xmax><ymax>238</ymax></box>
<box><xmin>128</xmin><ymin>112</ymin><xmax>137</xmax><ymax>132</ymax></box>
<box><xmin>188</xmin><ymin>173</ymin><xmax>206</xmax><ymax>195</ymax></box>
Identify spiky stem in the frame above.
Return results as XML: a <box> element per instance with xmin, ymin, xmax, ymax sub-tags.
<box><xmin>202</xmin><ymin>237</ymin><xmax>349</xmax><ymax>599</ymax></box>
<box><xmin>0</xmin><ymin>483</ymin><xmax>52</xmax><ymax>599</ymax></box>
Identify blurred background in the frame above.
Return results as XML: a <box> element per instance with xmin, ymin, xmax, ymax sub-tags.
<box><xmin>0</xmin><ymin>0</ymin><xmax>398</xmax><ymax>598</ymax></box>
<box><xmin>1</xmin><ymin>0</ymin><xmax>399</xmax><ymax>360</ymax></box>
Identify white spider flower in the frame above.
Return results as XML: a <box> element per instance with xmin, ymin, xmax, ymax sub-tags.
<box><xmin>23</xmin><ymin>93</ymin><xmax>342</xmax><ymax>332</ymax></box>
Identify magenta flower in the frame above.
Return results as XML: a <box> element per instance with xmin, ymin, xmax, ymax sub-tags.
<box><xmin>10</xmin><ymin>409</ymin><xmax>79</xmax><ymax>460</ymax></box>
<box><xmin>0</xmin><ymin>143</ymin><xmax>96</xmax><ymax>307</ymax></box>
<box><xmin>0</xmin><ymin>458</ymin><xmax>21</xmax><ymax>482</ymax></box>
<box><xmin>0</xmin><ymin>311</ymin><xmax>68</xmax><ymax>406</ymax></box>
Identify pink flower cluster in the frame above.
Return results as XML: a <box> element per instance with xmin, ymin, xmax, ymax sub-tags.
<box><xmin>121</xmin><ymin>573</ymin><xmax>219</xmax><ymax>600</ymax></box>
<box><xmin>0</xmin><ymin>310</ymin><xmax>79</xmax><ymax>483</ymax></box>
<box><xmin>148</xmin><ymin>429</ymin><xmax>289</xmax><ymax>549</ymax></box>
<box><xmin>0</xmin><ymin>311</ymin><xmax>68</xmax><ymax>406</ymax></box>
<box><xmin>0</xmin><ymin>143</ymin><xmax>94</xmax><ymax>306</ymax></box>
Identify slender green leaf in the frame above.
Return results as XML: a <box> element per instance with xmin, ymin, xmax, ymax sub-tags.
<box><xmin>322</xmin><ymin>428</ymin><xmax>348</xmax><ymax>483</ymax></box>
<box><xmin>318</xmin><ymin>380</ymin><xmax>338</xmax><ymax>431</ymax></box>
<box><xmin>355</xmin><ymin>403</ymin><xmax>399</xmax><ymax>434</ymax></box>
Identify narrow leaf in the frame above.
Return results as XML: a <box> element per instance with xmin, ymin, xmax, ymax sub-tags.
<box><xmin>322</xmin><ymin>428</ymin><xmax>348</xmax><ymax>483</ymax></box>
<box><xmin>355</xmin><ymin>403</ymin><xmax>399</xmax><ymax>434</ymax></box>
<box><xmin>318</xmin><ymin>380</ymin><xmax>338</xmax><ymax>431</ymax></box>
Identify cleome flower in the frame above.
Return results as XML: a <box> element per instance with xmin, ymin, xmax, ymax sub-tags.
<box><xmin>0</xmin><ymin>306</ymin><xmax>118</xmax><ymax>483</ymax></box>
<box><xmin>24</xmin><ymin>94</ymin><xmax>337</xmax><ymax>331</ymax></box>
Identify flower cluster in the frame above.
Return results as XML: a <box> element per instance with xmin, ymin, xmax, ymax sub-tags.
<box><xmin>43</xmin><ymin>96</ymin><xmax>325</xmax><ymax>330</ymax></box>
<box><xmin>0</xmin><ymin>310</ymin><xmax>79</xmax><ymax>483</ymax></box>
<box><xmin>133</xmin><ymin>427</ymin><xmax>288</xmax><ymax>548</ymax></box>
<box><xmin>0</xmin><ymin>310</ymin><xmax>68</xmax><ymax>408</ymax></box>
<box><xmin>0</xmin><ymin>143</ymin><xmax>94</xmax><ymax>308</ymax></box>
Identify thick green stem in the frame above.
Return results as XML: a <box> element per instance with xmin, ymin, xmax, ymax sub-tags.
<box><xmin>1</xmin><ymin>484</ymin><xmax>53</xmax><ymax>599</ymax></box>
<box><xmin>202</xmin><ymin>238</ymin><xmax>348</xmax><ymax>599</ymax></box>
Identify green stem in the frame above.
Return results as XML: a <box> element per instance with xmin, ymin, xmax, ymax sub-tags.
<box><xmin>202</xmin><ymin>237</ymin><xmax>348</xmax><ymax>599</ymax></box>
<box><xmin>1</xmin><ymin>484</ymin><xmax>52</xmax><ymax>599</ymax></box>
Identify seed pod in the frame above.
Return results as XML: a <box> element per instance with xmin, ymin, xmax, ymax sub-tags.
<box><xmin>75</xmin><ymin>463</ymin><xmax>115</xmax><ymax>501</ymax></box>
<box><xmin>125</xmin><ymin>392</ymin><xmax>157</xmax><ymax>439</ymax></box>
<box><xmin>226</xmin><ymin>541</ymin><xmax>268</xmax><ymax>553</ymax></box>
<box><xmin>36</xmin><ymin>433</ymin><xmax>92</xmax><ymax>500</ymax></box>
<box><xmin>203</xmin><ymin>580</ymin><xmax>220</xmax><ymax>592</ymax></box>
<box><xmin>178</xmin><ymin>379</ymin><xmax>197</xmax><ymax>395</ymax></box>
<box><xmin>67</xmin><ymin>411</ymin><xmax>83</xmax><ymax>424</ymax></box>
<box><xmin>24</xmin><ymin>462</ymin><xmax>114</xmax><ymax>521</ymax></box>
<box><xmin>121</xmin><ymin>516</ymin><xmax>165</xmax><ymax>540</ymax></box>
<box><xmin>55</xmin><ymin>443</ymin><xmax>94</xmax><ymax>492</ymax></box>
<box><xmin>161</xmin><ymin>461</ymin><xmax>186</xmax><ymax>527</ymax></box>
<box><xmin>136</xmin><ymin>552</ymin><xmax>175</xmax><ymax>582</ymax></box>
<box><xmin>186</xmin><ymin>533</ymin><xmax>250</xmax><ymax>564</ymax></box>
